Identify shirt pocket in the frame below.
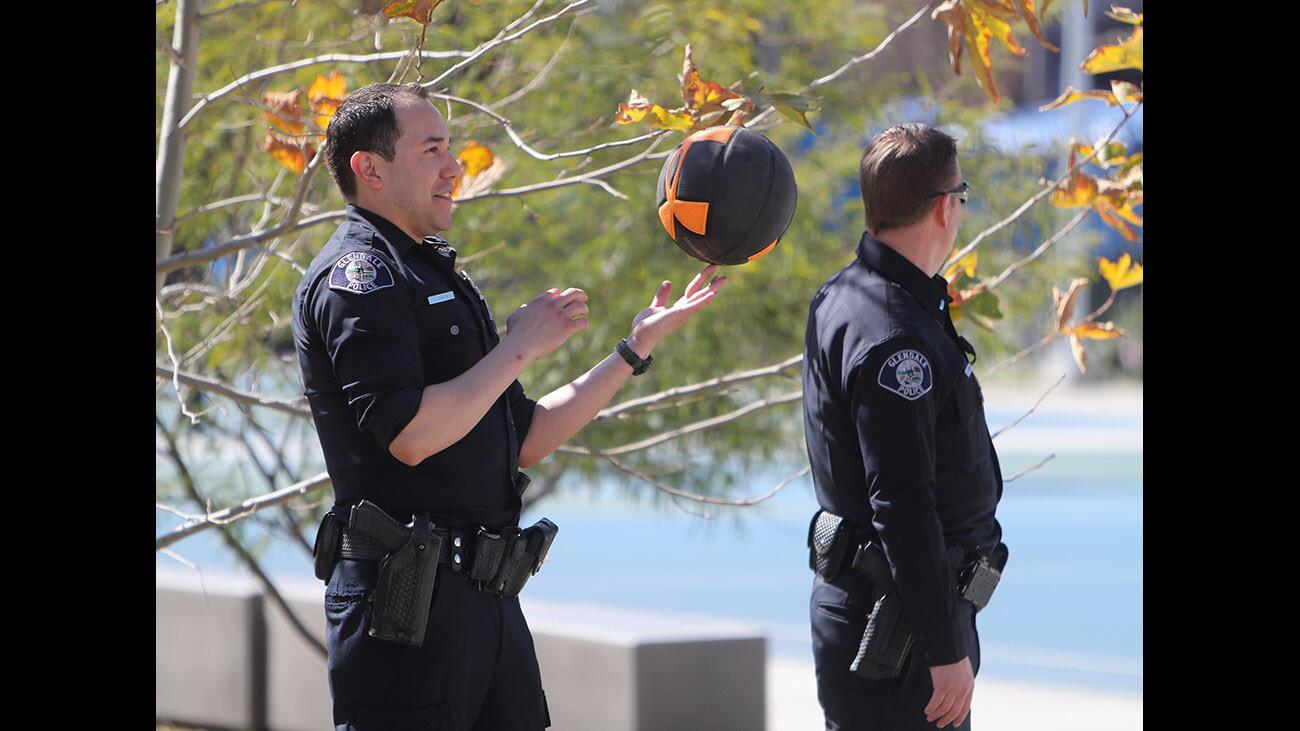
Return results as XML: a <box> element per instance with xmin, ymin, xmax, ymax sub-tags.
<box><xmin>416</xmin><ymin>294</ymin><xmax>483</xmax><ymax>384</ymax></box>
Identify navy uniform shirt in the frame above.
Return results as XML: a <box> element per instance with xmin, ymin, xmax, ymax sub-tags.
<box><xmin>292</xmin><ymin>205</ymin><xmax>537</xmax><ymax>531</ymax></box>
<box><xmin>802</xmin><ymin>231</ymin><xmax>1004</xmax><ymax>666</ymax></box>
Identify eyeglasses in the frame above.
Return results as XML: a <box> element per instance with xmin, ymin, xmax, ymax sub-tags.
<box><xmin>931</xmin><ymin>180</ymin><xmax>970</xmax><ymax>205</ymax></box>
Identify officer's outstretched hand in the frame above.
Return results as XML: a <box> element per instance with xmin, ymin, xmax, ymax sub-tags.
<box><xmin>505</xmin><ymin>287</ymin><xmax>590</xmax><ymax>360</ymax></box>
<box><xmin>925</xmin><ymin>656</ymin><xmax>974</xmax><ymax>728</ymax></box>
<box><xmin>628</xmin><ymin>264</ymin><xmax>727</xmax><ymax>352</ymax></box>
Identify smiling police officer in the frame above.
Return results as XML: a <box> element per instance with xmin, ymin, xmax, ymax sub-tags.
<box><xmin>802</xmin><ymin>123</ymin><xmax>1008</xmax><ymax>731</ymax></box>
<box><xmin>293</xmin><ymin>83</ymin><xmax>726</xmax><ymax>731</ymax></box>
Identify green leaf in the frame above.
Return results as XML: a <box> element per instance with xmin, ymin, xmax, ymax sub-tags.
<box><xmin>775</xmin><ymin>105</ymin><xmax>815</xmax><ymax>133</ymax></box>
<box><xmin>963</xmin><ymin>289</ymin><xmax>1003</xmax><ymax>320</ymax></box>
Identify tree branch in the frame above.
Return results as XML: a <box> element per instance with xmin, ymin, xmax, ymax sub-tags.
<box><xmin>945</xmin><ymin>102</ymin><xmax>1143</xmax><ymax>270</ymax></box>
<box><xmin>745</xmin><ymin>2</ymin><xmax>937</xmax><ymax>129</ymax></box>
<box><xmin>562</xmin><ymin>390</ymin><xmax>802</xmax><ymax>457</ymax></box>
<box><xmin>432</xmin><ymin>92</ymin><xmax>668</xmax><ymax>161</ymax></box>
<box><xmin>454</xmin><ymin>134</ymin><xmax>670</xmax><ymax>202</ymax></box>
<box><xmin>177</xmin><ymin>50</ymin><xmax>473</xmax><ymax>131</ymax></box>
<box><xmin>155</xmin><ymin>364</ymin><xmax>311</xmax><ymax>418</ymax></box>
<box><xmin>597</xmin><ymin>451</ymin><xmax>810</xmax><ymax>508</ymax></box>
<box><xmin>156</xmin><ymin>210</ymin><xmax>345</xmax><ymax>275</ymax></box>
<box><xmin>1004</xmin><ymin>454</ymin><xmax>1055</xmax><ymax>483</ymax></box>
<box><xmin>156</xmin><ymin>471</ymin><xmax>332</xmax><ymax>550</ymax></box>
<box><xmin>990</xmin><ymin>373</ymin><xmax>1067</xmax><ymax>440</ymax></box>
<box><xmin>595</xmin><ymin>354</ymin><xmax>803</xmax><ymax>421</ymax></box>
<box><xmin>422</xmin><ymin>0</ymin><xmax>594</xmax><ymax>90</ymax></box>
<box><xmin>984</xmin><ymin>210</ymin><xmax>1090</xmax><ymax>291</ymax></box>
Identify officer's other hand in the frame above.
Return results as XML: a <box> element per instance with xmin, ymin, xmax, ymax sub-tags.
<box><xmin>628</xmin><ymin>264</ymin><xmax>727</xmax><ymax>352</ymax></box>
<box><xmin>924</xmin><ymin>656</ymin><xmax>974</xmax><ymax>728</ymax></box>
<box><xmin>505</xmin><ymin>287</ymin><xmax>589</xmax><ymax>360</ymax></box>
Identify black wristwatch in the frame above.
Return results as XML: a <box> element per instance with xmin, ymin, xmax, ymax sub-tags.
<box><xmin>616</xmin><ymin>338</ymin><xmax>653</xmax><ymax>376</ymax></box>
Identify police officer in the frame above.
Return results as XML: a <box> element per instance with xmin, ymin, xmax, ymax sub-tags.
<box><xmin>293</xmin><ymin>83</ymin><xmax>726</xmax><ymax>731</ymax></box>
<box><xmin>802</xmin><ymin>123</ymin><xmax>1005</xmax><ymax>730</ymax></box>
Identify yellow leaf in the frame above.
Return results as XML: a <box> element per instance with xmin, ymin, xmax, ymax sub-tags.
<box><xmin>1071</xmin><ymin>321</ymin><xmax>1127</xmax><ymax>340</ymax></box>
<box><xmin>261</xmin><ymin>133</ymin><xmax>315</xmax><ymax>175</ymax></box>
<box><xmin>308</xmin><ymin>71</ymin><xmax>348</xmax><ymax>130</ymax></box>
<box><xmin>1069</xmin><ymin>333</ymin><xmax>1089</xmax><ymax>374</ymax></box>
<box><xmin>652</xmin><ymin>105</ymin><xmax>696</xmax><ymax>131</ymax></box>
<box><xmin>1015</xmin><ymin>0</ymin><xmax>1059</xmax><ymax>51</ymax></box>
<box><xmin>1098</xmin><ymin>253</ymin><xmax>1143</xmax><ymax>291</ymax></box>
<box><xmin>933</xmin><ymin>0</ymin><xmax>1059</xmax><ymax>102</ymax></box>
<box><xmin>457</xmin><ymin>140</ymin><xmax>494</xmax><ymax>177</ymax></box>
<box><xmin>1039</xmin><ymin>85</ymin><xmax>1116</xmax><ymax>111</ymax></box>
<box><xmin>944</xmin><ymin>251</ymin><xmax>979</xmax><ymax>282</ymax></box>
<box><xmin>262</xmin><ymin>89</ymin><xmax>305</xmax><ymax>136</ymax></box>
<box><xmin>1082</xmin><ymin>26</ymin><xmax>1142</xmax><ymax>74</ymax></box>
<box><xmin>1050</xmin><ymin>169</ymin><xmax>1099</xmax><ymax>208</ymax></box>
<box><xmin>614</xmin><ymin>90</ymin><xmax>653</xmax><ymax>125</ymax></box>
<box><xmin>1105</xmin><ymin>5</ymin><xmax>1142</xmax><ymax>25</ymax></box>
<box><xmin>679</xmin><ymin>44</ymin><xmax>743</xmax><ymax>114</ymax></box>
<box><xmin>382</xmin><ymin>0</ymin><xmax>447</xmax><ymax>25</ymax></box>
<box><xmin>1053</xmin><ymin>277</ymin><xmax>1089</xmax><ymax>332</ymax></box>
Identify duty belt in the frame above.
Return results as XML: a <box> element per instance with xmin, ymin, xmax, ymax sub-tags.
<box><xmin>319</xmin><ymin>500</ymin><xmax>560</xmax><ymax>598</ymax></box>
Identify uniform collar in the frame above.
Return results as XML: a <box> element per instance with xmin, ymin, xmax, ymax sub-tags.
<box><xmin>347</xmin><ymin>204</ymin><xmax>458</xmax><ymax>270</ymax></box>
<box><xmin>855</xmin><ymin>231</ymin><xmax>953</xmax><ymax>322</ymax></box>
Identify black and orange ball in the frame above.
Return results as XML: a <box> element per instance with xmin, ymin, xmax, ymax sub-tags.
<box><xmin>656</xmin><ymin>126</ymin><xmax>797</xmax><ymax>266</ymax></box>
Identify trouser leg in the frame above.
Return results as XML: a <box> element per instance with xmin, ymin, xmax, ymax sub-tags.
<box><xmin>811</xmin><ymin>573</ymin><xmax>979</xmax><ymax>731</ymax></box>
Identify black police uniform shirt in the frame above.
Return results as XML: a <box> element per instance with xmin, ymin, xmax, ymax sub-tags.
<box><xmin>293</xmin><ymin>205</ymin><xmax>537</xmax><ymax>531</ymax></box>
<box><xmin>802</xmin><ymin>231</ymin><xmax>1004</xmax><ymax>667</ymax></box>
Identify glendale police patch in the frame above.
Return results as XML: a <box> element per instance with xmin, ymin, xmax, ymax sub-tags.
<box><xmin>329</xmin><ymin>252</ymin><xmax>395</xmax><ymax>295</ymax></box>
<box><xmin>878</xmin><ymin>349</ymin><xmax>933</xmax><ymax>401</ymax></box>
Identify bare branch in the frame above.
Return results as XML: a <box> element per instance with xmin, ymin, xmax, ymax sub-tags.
<box><xmin>745</xmin><ymin>2</ymin><xmax>936</xmax><ymax>129</ymax></box>
<box><xmin>1004</xmin><ymin>454</ymin><xmax>1055</xmax><ymax>483</ymax></box>
<box><xmin>157</xmin><ymin>210</ymin><xmax>345</xmax><ymax>275</ymax></box>
<box><xmin>990</xmin><ymin>373</ymin><xmax>1067</xmax><ymax>440</ymax></box>
<box><xmin>945</xmin><ymin>103</ymin><xmax>1143</xmax><ymax>270</ymax></box>
<box><xmin>433</xmin><ymin>92</ymin><xmax>668</xmax><ymax>161</ymax></box>
<box><xmin>580</xmin><ymin>177</ymin><xmax>629</xmax><ymax>200</ymax></box>
<box><xmin>155</xmin><ymin>364</ymin><xmax>311</xmax><ymax>418</ymax></box>
<box><xmin>157</xmin><ymin>299</ymin><xmax>206</xmax><ymax>424</ymax></box>
<box><xmin>596</xmin><ymin>355</ymin><xmax>803</xmax><ymax>421</ymax></box>
<box><xmin>422</xmin><ymin>0</ymin><xmax>594</xmax><ymax>90</ymax></box>
<box><xmin>563</xmin><ymin>390</ymin><xmax>802</xmax><ymax>457</ymax></box>
<box><xmin>157</xmin><ymin>502</ymin><xmax>200</xmax><ymax>520</ymax></box>
<box><xmin>222</xmin><ymin>521</ymin><xmax>327</xmax><ymax>658</ymax></box>
<box><xmin>489</xmin><ymin>16</ymin><xmax>577</xmax><ymax>111</ymax></box>
<box><xmin>457</xmin><ymin>240</ymin><xmax>508</xmax><ymax>266</ymax></box>
<box><xmin>600</xmin><ymin>452</ymin><xmax>810</xmax><ymax>507</ymax></box>
<box><xmin>980</xmin><ymin>332</ymin><xmax>1054</xmax><ymax>380</ymax></box>
<box><xmin>175</xmin><ymin>192</ymin><xmax>319</xmax><ymax>222</ymax></box>
<box><xmin>455</xmin><ymin>134</ymin><xmax>670</xmax><ymax>202</ymax></box>
<box><xmin>984</xmin><ymin>210</ymin><xmax>1090</xmax><ymax>291</ymax></box>
<box><xmin>156</xmin><ymin>471</ymin><xmax>332</xmax><ymax>550</ymax></box>
<box><xmin>177</xmin><ymin>50</ymin><xmax>473</xmax><ymax>131</ymax></box>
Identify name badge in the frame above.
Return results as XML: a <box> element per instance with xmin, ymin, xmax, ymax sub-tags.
<box><xmin>427</xmin><ymin>291</ymin><xmax>455</xmax><ymax>305</ymax></box>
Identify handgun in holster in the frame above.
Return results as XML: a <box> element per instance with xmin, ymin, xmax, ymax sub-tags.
<box><xmin>349</xmin><ymin>500</ymin><xmax>444</xmax><ymax>647</ymax></box>
<box><xmin>848</xmin><ymin>543</ymin><xmax>979</xmax><ymax>679</ymax></box>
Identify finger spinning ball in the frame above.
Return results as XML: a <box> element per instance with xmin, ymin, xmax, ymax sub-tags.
<box><xmin>656</xmin><ymin>125</ymin><xmax>798</xmax><ymax>265</ymax></box>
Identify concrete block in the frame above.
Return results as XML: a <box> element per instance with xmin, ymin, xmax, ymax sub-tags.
<box><xmin>523</xmin><ymin>600</ymin><xmax>767</xmax><ymax>731</ymax></box>
<box><xmin>156</xmin><ymin>569</ymin><xmax>265</xmax><ymax>730</ymax></box>
<box><xmin>262</xmin><ymin>576</ymin><xmax>333</xmax><ymax>731</ymax></box>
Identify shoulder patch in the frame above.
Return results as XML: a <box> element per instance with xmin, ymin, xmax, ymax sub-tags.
<box><xmin>877</xmin><ymin>348</ymin><xmax>933</xmax><ymax>401</ymax></box>
<box><xmin>328</xmin><ymin>251</ymin><xmax>395</xmax><ymax>295</ymax></box>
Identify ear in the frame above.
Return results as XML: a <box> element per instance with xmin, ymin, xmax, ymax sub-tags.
<box><xmin>933</xmin><ymin>194</ymin><xmax>953</xmax><ymax>229</ymax></box>
<box><xmin>350</xmin><ymin>151</ymin><xmax>384</xmax><ymax>193</ymax></box>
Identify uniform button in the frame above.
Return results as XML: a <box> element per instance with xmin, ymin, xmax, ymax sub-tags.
<box><xmin>453</xmin><ymin>553</ymin><xmax>462</xmax><ymax>565</ymax></box>
<box><xmin>450</xmin><ymin>325</ymin><xmax>460</xmax><ymax>335</ymax></box>
<box><xmin>453</xmin><ymin>536</ymin><xmax>462</xmax><ymax>548</ymax></box>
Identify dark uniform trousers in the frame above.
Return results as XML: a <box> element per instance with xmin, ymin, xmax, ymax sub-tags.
<box><xmin>326</xmin><ymin>558</ymin><xmax>550</xmax><ymax>731</ymax></box>
<box><xmin>811</xmin><ymin>569</ymin><xmax>979</xmax><ymax>731</ymax></box>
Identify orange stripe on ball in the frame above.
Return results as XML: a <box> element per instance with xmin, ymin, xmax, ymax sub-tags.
<box><xmin>746</xmin><ymin>238</ymin><xmax>779</xmax><ymax>262</ymax></box>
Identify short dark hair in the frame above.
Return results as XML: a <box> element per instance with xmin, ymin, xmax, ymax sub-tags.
<box><xmin>324</xmin><ymin>83</ymin><xmax>431</xmax><ymax>200</ymax></box>
<box><xmin>858</xmin><ymin>123</ymin><xmax>959</xmax><ymax>233</ymax></box>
